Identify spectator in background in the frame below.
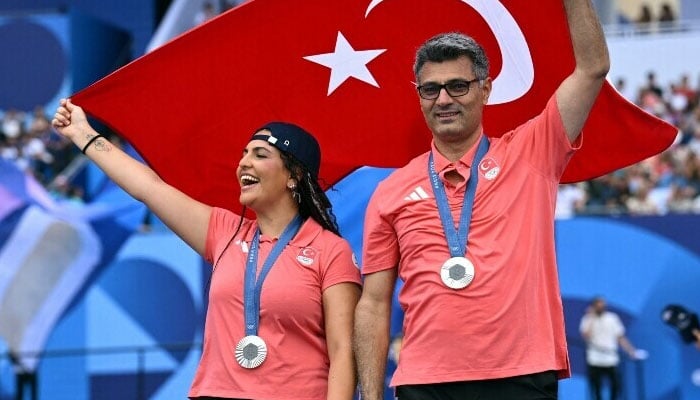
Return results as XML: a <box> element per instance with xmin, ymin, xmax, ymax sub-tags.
<box><xmin>580</xmin><ymin>297</ymin><xmax>640</xmax><ymax>400</ymax></box>
<box><xmin>635</xmin><ymin>4</ymin><xmax>653</xmax><ymax>32</ymax></box>
<box><xmin>640</xmin><ymin>88</ymin><xmax>667</xmax><ymax>120</ymax></box>
<box><xmin>666</xmin><ymin>84</ymin><xmax>689</xmax><ymax>126</ymax></box>
<box><xmin>643</xmin><ymin>71</ymin><xmax>664</xmax><ymax>98</ymax></box>
<box><xmin>658</xmin><ymin>3</ymin><xmax>676</xmax><ymax>29</ymax></box>
<box><xmin>614</xmin><ymin>77</ymin><xmax>636</xmax><ymax>102</ymax></box>
<box><xmin>21</xmin><ymin>129</ymin><xmax>54</xmax><ymax>181</ymax></box>
<box><xmin>626</xmin><ymin>178</ymin><xmax>661</xmax><ymax>215</ymax></box>
<box><xmin>673</xmin><ymin>74</ymin><xmax>697</xmax><ymax>107</ymax></box>
<box><xmin>585</xmin><ymin>173</ymin><xmax>629</xmax><ymax>215</ymax></box>
<box><xmin>0</xmin><ymin>135</ymin><xmax>16</xmax><ymax>161</ymax></box>
<box><xmin>20</xmin><ymin>106</ymin><xmax>54</xmax><ymax>183</ymax></box>
<box><xmin>683</xmin><ymin>105</ymin><xmax>700</xmax><ymax>153</ymax></box>
<box><xmin>2</xmin><ymin>109</ymin><xmax>24</xmax><ymax>141</ymax></box>
<box><xmin>555</xmin><ymin>183</ymin><xmax>587</xmax><ymax>219</ymax></box>
<box><xmin>666</xmin><ymin>152</ymin><xmax>700</xmax><ymax>213</ymax></box>
<box><xmin>28</xmin><ymin>106</ymin><xmax>50</xmax><ymax>136</ymax></box>
<box><xmin>42</xmin><ymin>128</ymin><xmax>74</xmax><ymax>184</ymax></box>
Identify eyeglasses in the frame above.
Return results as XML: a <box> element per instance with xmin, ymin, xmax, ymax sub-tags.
<box><xmin>416</xmin><ymin>78</ymin><xmax>481</xmax><ymax>100</ymax></box>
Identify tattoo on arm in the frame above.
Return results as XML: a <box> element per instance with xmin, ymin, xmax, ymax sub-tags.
<box><xmin>83</xmin><ymin>133</ymin><xmax>112</xmax><ymax>153</ymax></box>
<box><xmin>93</xmin><ymin>137</ymin><xmax>111</xmax><ymax>152</ymax></box>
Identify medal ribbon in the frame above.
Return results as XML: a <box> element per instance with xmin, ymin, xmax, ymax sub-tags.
<box><xmin>244</xmin><ymin>214</ymin><xmax>303</xmax><ymax>336</ymax></box>
<box><xmin>428</xmin><ymin>135</ymin><xmax>490</xmax><ymax>257</ymax></box>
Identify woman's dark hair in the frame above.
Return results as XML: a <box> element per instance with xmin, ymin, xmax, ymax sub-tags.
<box><xmin>280</xmin><ymin>152</ymin><xmax>340</xmax><ymax>236</ymax></box>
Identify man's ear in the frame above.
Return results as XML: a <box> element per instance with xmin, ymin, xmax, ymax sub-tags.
<box><xmin>481</xmin><ymin>77</ymin><xmax>493</xmax><ymax>105</ymax></box>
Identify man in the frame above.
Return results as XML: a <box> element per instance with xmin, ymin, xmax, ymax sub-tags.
<box><xmin>354</xmin><ymin>0</ymin><xmax>609</xmax><ymax>398</ymax></box>
<box><xmin>580</xmin><ymin>297</ymin><xmax>638</xmax><ymax>400</ymax></box>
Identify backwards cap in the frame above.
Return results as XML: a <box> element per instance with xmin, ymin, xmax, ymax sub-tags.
<box><xmin>251</xmin><ymin>122</ymin><xmax>321</xmax><ymax>178</ymax></box>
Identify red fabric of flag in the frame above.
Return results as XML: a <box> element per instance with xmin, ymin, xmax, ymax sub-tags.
<box><xmin>72</xmin><ymin>0</ymin><xmax>677</xmax><ymax>212</ymax></box>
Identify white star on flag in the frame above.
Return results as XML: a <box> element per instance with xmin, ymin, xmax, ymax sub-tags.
<box><xmin>304</xmin><ymin>32</ymin><xmax>386</xmax><ymax>95</ymax></box>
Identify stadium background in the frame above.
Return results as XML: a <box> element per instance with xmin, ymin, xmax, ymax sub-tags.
<box><xmin>1</xmin><ymin>0</ymin><xmax>700</xmax><ymax>399</ymax></box>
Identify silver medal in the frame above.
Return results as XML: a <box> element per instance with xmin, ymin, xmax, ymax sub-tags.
<box><xmin>440</xmin><ymin>256</ymin><xmax>475</xmax><ymax>289</ymax></box>
<box><xmin>235</xmin><ymin>335</ymin><xmax>268</xmax><ymax>369</ymax></box>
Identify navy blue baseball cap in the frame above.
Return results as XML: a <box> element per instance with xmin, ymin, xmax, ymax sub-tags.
<box><xmin>251</xmin><ymin>122</ymin><xmax>321</xmax><ymax>178</ymax></box>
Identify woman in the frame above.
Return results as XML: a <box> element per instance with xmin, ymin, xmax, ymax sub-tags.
<box><xmin>52</xmin><ymin>99</ymin><xmax>362</xmax><ymax>400</ymax></box>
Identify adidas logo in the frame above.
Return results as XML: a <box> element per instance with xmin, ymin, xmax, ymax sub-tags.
<box><xmin>404</xmin><ymin>186</ymin><xmax>431</xmax><ymax>201</ymax></box>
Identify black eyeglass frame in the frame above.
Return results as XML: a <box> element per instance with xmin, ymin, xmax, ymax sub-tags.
<box><xmin>415</xmin><ymin>78</ymin><xmax>482</xmax><ymax>100</ymax></box>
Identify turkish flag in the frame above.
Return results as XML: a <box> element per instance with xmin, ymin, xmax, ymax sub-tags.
<box><xmin>72</xmin><ymin>0</ymin><xmax>677</xmax><ymax>212</ymax></box>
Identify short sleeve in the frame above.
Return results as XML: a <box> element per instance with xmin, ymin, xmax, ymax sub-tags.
<box><xmin>204</xmin><ymin>207</ymin><xmax>246</xmax><ymax>265</ymax></box>
<box><xmin>320</xmin><ymin>237</ymin><xmax>362</xmax><ymax>291</ymax></box>
<box><xmin>361</xmin><ymin>184</ymin><xmax>400</xmax><ymax>275</ymax></box>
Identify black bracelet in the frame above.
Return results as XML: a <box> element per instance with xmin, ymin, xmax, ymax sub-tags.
<box><xmin>81</xmin><ymin>134</ymin><xmax>105</xmax><ymax>155</ymax></box>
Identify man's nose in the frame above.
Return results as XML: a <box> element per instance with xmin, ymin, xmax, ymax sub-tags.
<box><xmin>435</xmin><ymin>87</ymin><xmax>455</xmax><ymax>105</ymax></box>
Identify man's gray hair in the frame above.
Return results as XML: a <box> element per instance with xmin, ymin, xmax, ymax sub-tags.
<box><xmin>414</xmin><ymin>32</ymin><xmax>490</xmax><ymax>81</ymax></box>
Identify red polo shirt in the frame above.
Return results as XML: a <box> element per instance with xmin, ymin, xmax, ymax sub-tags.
<box><xmin>363</xmin><ymin>95</ymin><xmax>580</xmax><ymax>386</ymax></box>
<box><xmin>189</xmin><ymin>208</ymin><xmax>361</xmax><ymax>399</ymax></box>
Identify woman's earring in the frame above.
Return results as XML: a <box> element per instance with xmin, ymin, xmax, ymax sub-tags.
<box><xmin>288</xmin><ymin>183</ymin><xmax>301</xmax><ymax>204</ymax></box>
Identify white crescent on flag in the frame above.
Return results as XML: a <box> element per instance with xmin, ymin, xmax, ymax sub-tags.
<box><xmin>365</xmin><ymin>0</ymin><xmax>534</xmax><ymax>104</ymax></box>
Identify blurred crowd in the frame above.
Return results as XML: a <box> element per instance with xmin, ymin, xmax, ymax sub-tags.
<box><xmin>0</xmin><ymin>105</ymin><xmax>83</xmax><ymax>203</ymax></box>
<box><xmin>556</xmin><ymin>71</ymin><xmax>700</xmax><ymax>217</ymax></box>
<box><xmin>633</xmin><ymin>2</ymin><xmax>678</xmax><ymax>32</ymax></box>
<box><xmin>2</xmin><ymin>70</ymin><xmax>699</xmax><ymax>217</ymax></box>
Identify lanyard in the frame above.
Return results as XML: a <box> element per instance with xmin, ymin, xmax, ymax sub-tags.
<box><xmin>243</xmin><ymin>214</ymin><xmax>302</xmax><ymax>336</ymax></box>
<box><xmin>428</xmin><ymin>136</ymin><xmax>490</xmax><ymax>257</ymax></box>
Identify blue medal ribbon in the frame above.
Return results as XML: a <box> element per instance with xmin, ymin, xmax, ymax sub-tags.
<box><xmin>243</xmin><ymin>214</ymin><xmax>303</xmax><ymax>336</ymax></box>
<box><xmin>428</xmin><ymin>135</ymin><xmax>490</xmax><ymax>257</ymax></box>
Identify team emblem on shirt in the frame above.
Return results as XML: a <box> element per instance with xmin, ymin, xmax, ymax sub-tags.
<box><xmin>297</xmin><ymin>247</ymin><xmax>317</xmax><ymax>266</ymax></box>
<box><xmin>478</xmin><ymin>158</ymin><xmax>501</xmax><ymax>181</ymax></box>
